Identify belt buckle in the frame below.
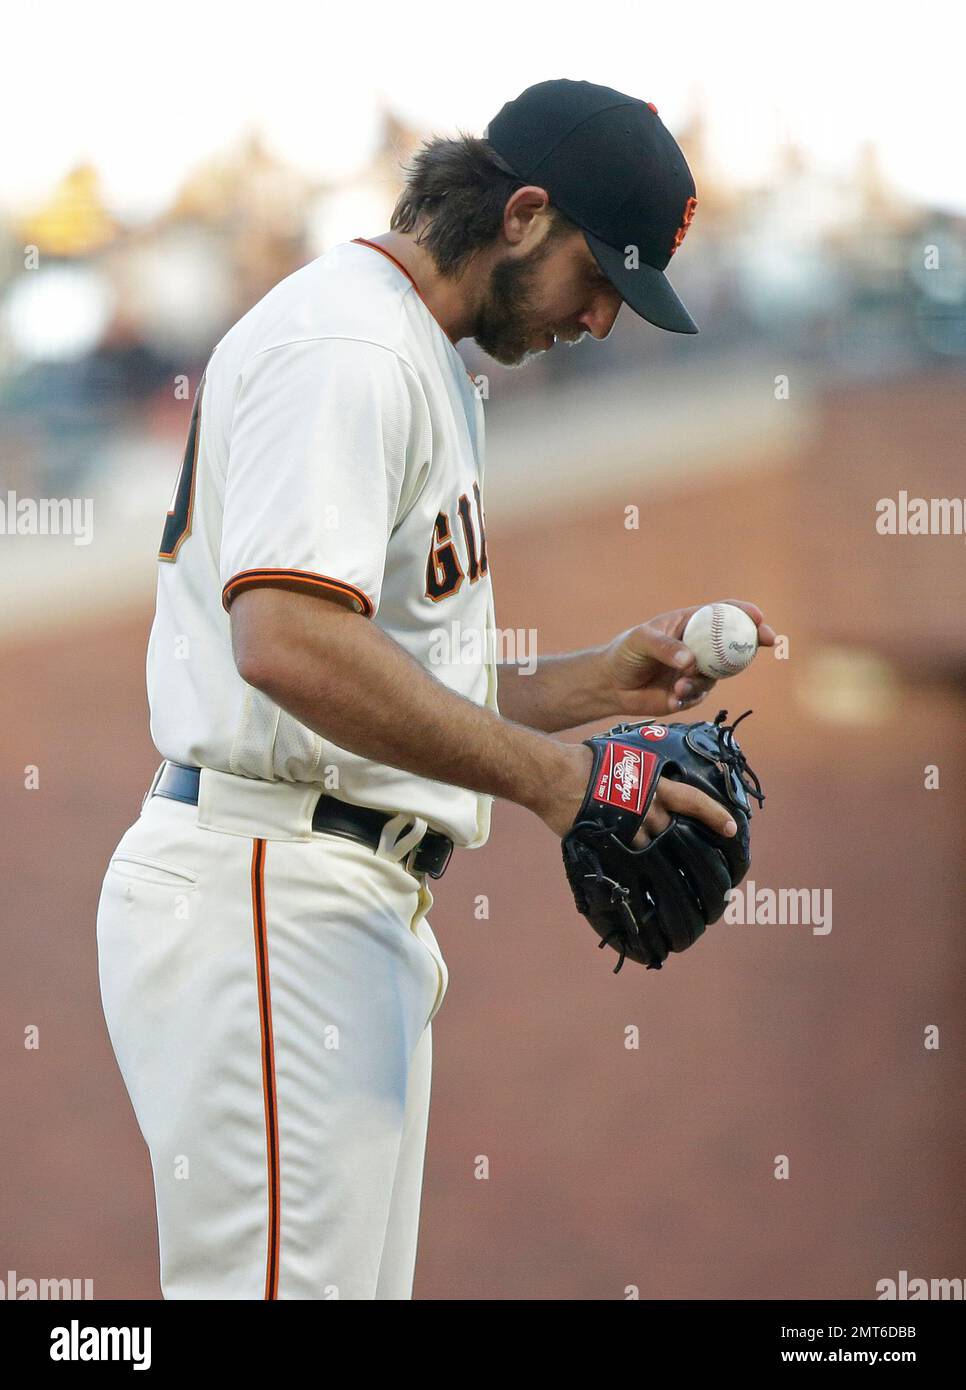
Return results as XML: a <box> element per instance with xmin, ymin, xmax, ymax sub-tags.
<box><xmin>406</xmin><ymin>836</ymin><xmax>453</xmax><ymax>881</ymax></box>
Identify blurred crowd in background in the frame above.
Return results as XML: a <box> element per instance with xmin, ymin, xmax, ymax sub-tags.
<box><xmin>2</xmin><ymin>97</ymin><xmax>964</xmax><ymax>502</ymax></box>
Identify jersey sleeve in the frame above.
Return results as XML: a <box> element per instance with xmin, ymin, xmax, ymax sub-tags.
<box><xmin>220</xmin><ymin>336</ymin><xmax>424</xmax><ymax>617</ymax></box>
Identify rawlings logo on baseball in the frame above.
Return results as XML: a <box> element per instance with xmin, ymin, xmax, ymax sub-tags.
<box><xmin>641</xmin><ymin>725</ymin><xmax>668</xmax><ymax>739</ymax></box>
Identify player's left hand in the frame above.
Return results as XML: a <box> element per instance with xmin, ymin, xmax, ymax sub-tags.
<box><xmin>600</xmin><ymin>601</ymin><xmax>776</xmax><ymax>717</ymax></box>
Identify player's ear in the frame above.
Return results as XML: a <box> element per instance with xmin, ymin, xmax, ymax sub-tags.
<box><xmin>502</xmin><ymin>186</ymin><xmax>551</xmax><ymax>248</ymax></box>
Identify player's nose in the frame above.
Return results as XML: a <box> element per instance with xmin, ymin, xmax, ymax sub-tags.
<box><xmin>578</xmin><ymin>290</ymin><xmax>622</xmax><ymax>340</ymax></box>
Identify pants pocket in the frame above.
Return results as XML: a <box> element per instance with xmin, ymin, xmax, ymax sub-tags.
<box><xmin>108</xmin><ymin>853</ymin><xmax>199</xmax><ymax>889</ymax></box>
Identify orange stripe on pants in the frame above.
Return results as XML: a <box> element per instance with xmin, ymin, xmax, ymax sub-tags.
<box><xmin>250</xmin><ymin>838</ymin><xmax>280</xmax><ymax>1299</ymax></box>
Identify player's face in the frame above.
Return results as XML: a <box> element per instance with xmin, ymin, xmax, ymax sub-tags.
<box><xmin>472</xmin><ymin>229</ymin><xmax>624</xmax><ymax>367</ymax></box>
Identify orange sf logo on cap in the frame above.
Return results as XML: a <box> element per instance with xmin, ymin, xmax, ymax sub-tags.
<box><xmin>669</xmin><ymin>196</ymin><xmax>698</xmax><ymax>256</ymax></box>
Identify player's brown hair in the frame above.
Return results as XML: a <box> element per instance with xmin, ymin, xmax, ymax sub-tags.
<box><xmin>390</xmin><ymin>133</ymin><xmax>577</xmax><ymax>277</ymax></box>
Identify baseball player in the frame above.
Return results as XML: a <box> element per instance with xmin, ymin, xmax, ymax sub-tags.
<box><xmin>96</xmin><ymin>79</ymin><xmax>774</xmax><ymax>1300</ymax></box>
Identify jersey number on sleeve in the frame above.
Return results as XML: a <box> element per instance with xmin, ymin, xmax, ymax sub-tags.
<box><xmin>159</xmin><ymin>378</ymin><xmax>204</xmax><ymax>562</ymax></box>
<box><xmin>426</xmin><ymin>483</ymin><xmax>489</xmax><ymax>602</ymax></box>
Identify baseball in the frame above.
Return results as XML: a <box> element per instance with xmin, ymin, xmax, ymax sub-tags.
<box><xmin>682</xmin><ymin>603</ymin><xmax>759</xmax><ymax>679</ymax></box>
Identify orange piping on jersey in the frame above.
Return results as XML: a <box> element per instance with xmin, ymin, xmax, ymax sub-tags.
<box><xmin>250</xmin><ymin>838</ymin><xmax>280</xmax><ymax>1300</ymax></box>
<box><xmin>222</xmin><ymin>568</ymin><xmax>375</xmax><ymax>617</ymax></box>
<box><xmin>351</xmin><ymin>237</ymin><xmax>479</xmax><ymax>388</ymax></box>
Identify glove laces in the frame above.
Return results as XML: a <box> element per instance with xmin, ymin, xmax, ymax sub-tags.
<box><xmin>712</xmin><ymin>710</ymin><xmax>765</xmax><ymax>808</ymax></box>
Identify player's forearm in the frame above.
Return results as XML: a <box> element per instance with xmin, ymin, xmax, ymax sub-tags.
<box><xmin>496</xmin><ymin>648</ymin><xmax>614</xmax><ymax>732</ymax></box>
<box><xmin>230</xmin><ymin>588</ymin><xmax>581</xmax><ymax>821</ymax></box>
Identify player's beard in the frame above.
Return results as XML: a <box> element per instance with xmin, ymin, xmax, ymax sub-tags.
<box><xmin>472</xmin><ymin>238</ymin><xmax>573</xmax><ymax>367</ymax></box>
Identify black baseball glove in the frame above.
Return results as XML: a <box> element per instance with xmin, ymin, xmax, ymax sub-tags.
<box><xmin>561</xmin><ymin>710</ymin><xmax>764</xmax><ymax>972</ymax></box>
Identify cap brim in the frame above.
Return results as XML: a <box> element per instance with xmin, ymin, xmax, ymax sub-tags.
<box><xmin>585</xmin><ymin>232</ymin><xmax>699</xmax><ymax>334</ymax></box>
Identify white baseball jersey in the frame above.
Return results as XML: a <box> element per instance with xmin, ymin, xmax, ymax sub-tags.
<box><xmin>147</xmin><ymin>238</ymin><xmax>497</xmax><ymax>847</ymax></box>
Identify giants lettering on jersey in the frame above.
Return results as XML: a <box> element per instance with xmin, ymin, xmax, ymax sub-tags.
<box><xmin>592</xmin><ymin>742</ymin><xmax>658</xmax><ymax>816</ymax></box>
<box><xmin>425</xmin><ymin>481</ymin><xmax>489</xmax><ymax>602</ymax></box>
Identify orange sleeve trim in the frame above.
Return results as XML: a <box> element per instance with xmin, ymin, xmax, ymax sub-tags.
<box><xmin>222</xmin><ymin>568</ymin><xmax>375</xmax><ymax>617</ymax></box>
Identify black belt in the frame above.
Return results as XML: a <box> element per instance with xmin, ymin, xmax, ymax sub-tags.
<box><xmin>150</xmin><ymin>762</ymin><xmax>454</xmax><ymax>880</ymax></box>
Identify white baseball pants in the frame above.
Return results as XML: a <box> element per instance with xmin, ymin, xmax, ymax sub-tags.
<box><xmin>96</xmin><ymin>769</ymin><xmax>448</xmax><ymax>1300</ymax></box>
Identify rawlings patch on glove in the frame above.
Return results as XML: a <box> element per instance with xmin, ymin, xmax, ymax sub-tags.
<box><xmin>561</xmin><ymin>710</ymin><xmax>764</xmax><ymax>973</ymax></box>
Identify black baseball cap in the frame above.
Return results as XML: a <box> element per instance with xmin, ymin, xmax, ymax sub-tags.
<box><xmin>485</xmin><ymin>79</ymin><xmax>699</xmax><ymax>334</ymax></box>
